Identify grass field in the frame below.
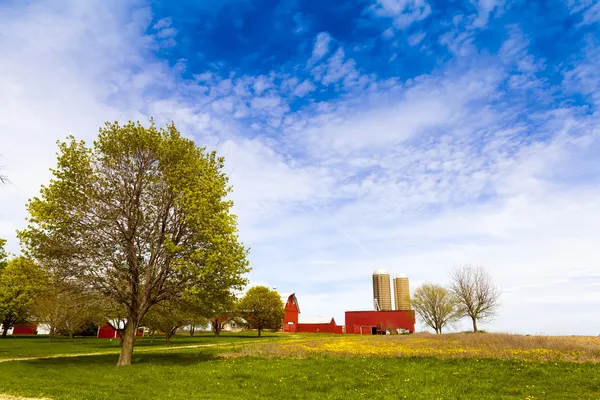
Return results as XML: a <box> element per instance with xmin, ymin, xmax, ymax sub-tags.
<box><xmin>0</xmin><ymin>332</ymin><xmax>599</xmax><ymax>399</ymax></box>
<box><xmin>0</xmin><ymin>332</ymin><xmax>278</xmax><ymax>361</ymax></box>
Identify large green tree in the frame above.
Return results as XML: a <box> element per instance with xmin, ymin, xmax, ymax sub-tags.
<box><xmin>0</xmin><ymin>239</ymin><xmax>8</xmax><ymax>271</ymax></box>
<box><xmin>19</xmin><ymin>121</ymin><xmax>249</xmax><ymax>365</ymax></box>
<box><xmin>237</xmin><ymin>286</ymin><xmax>284</xmax><ymax>337</ymax></box>
<box><xmin>0</xmin><ymin>257</ymin><xmax>48</xmax><ymax>338</ymax></box>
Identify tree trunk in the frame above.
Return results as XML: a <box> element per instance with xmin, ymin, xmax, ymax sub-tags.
<box><xmin>1</xmin><ymin>316</ymin><xmax>10</xmax><ymax>338</ymax></box>
<box><xmin>165</xmin><ymin>327</ymin><xmax>177</xmax><ymax>344</ymax></box>
<box><xmin>258</xmin><ymin>328</ymin><xmax>261</xmax><ymax>337</ymax></box>
<box><xmin>212</xmin><ymin>319</ymin><xmax>222</xmax><ymax>336</ymax></box>
<box><xmin>69</xmin><ymin>332</ymin><xmax>74</xmax><ymax>340</ymax></box>
<box><xmin>48</xmin><ymin>326</ymin><xmax>54</xmax><ymax>343</ymax></box>
<box><xmin>116</xmin><ymin>323</ymin><xmax>137</xmax><ymax>367</ymax></box>
<box><xmin>472</xmin><ymin>316</ymin><xmax>478</xmax><ymax>333</ymax></box>
<box><xmin>189</xmin><ymin>325</ymin><xmax>195</xmax><ymax>336</ymax></box>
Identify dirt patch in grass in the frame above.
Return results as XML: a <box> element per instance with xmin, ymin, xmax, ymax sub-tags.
<box><xmin>0</xmin><ymin>395</ymin><xmax>50</xmax><ymax>400</ymax></box>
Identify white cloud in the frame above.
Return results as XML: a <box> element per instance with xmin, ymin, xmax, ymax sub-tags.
<box><xmin>292</xmin><ymin>80</ymin><xmax>316</xmax><ymax>97</ymax></box>
<box><xmin>369</xmin><ymin>0</ymin><xmax>432</xmax><ymax>29</ymax></box>
<box><xmin>309</xmin><ymin>32</ymin><xmax>333</xmax><ymax>64</ymax></box>
<box><xmin>472</xmin><ymin>0</ymin><xmax>505</xmax><ymax>28</ymax></box>
<box><xmin>407</xmin><ymin>31</ymin><xmax>426</xmax><ymax>46</ymax></box>
<box><xmin>568</xmin><ymin>0</ymin><xmax>600</xmax><ymax>25</ymax></box>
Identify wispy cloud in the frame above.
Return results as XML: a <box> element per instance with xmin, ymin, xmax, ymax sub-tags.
<box><xmin>368</xmin><ymin>0</ymin><xmax>432</xmax><ymax>29</ymax></box>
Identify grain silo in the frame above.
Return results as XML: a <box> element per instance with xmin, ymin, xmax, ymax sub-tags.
<box><xmin>372</xmin><ymin>269</ymin><xmax>392</xmax><ymax>311</ymax></box>
<box><xmin>393</xmin><ymin>273</ymin><xmax>411</xmax><ymax>311</ymax></box>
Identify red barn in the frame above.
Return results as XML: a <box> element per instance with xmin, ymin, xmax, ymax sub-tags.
<box><xmin>297</xmin><ymin>317</ymin><xmax>344</xmax><ymax>334</ymax></box>
<box><xmin>283</xmin><ymin>294</ymin><xmax>300</xmax><ymax>332</ymax></box>
<box><xmin>12</xmin><ymin>323</ymin><xmax>37</xmax><ymax>335</ymax></box>
<box><xmin>283</xmin><ymin>294</ymin><xmax>343</xmax><ymax>334</ymax></box>
<box><xmin>97</xmin><ymin>322</ymin><xmax>144</xmax><ymax>339</ymax></box>
<box><xmin>345</xmin><ymin>310</ymin><xmax>415</xmax><ymax>335</ymax></box>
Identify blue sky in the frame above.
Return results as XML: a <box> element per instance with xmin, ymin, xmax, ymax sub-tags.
<box><xmin>1</xmin><ymin>0</ymin><xmax>600</xmax><ymax>334</ymax></box>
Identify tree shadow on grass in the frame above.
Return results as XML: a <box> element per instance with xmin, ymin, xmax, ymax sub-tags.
<box><xmin>18</xmin><ymin>351</ymin><xmax>220</xmax><ymax>368</ymax></box>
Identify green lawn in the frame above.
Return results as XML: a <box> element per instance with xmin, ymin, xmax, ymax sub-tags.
<box><xmin>0</xmin><ymin>332</ymin><xmax>279</xmax><ymax>360</ymax></box>
<box><xmin>0</xmin><ymin>335</ymin><xmax>599</xmax><ymax>399</ymax></box>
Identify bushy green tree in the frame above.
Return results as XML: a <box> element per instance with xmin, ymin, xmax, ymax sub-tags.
<box><xmin>33</xmin><ymin>282</ymin><xmax>96</xmax><ymax>342</ymax></box>
<box><xmin>412</xmin><ymin>283</ymin><xmax>461</xmax><ymax>334</ymax></box>
<box><xmin>19</xmin><ymin>121</ymin><xmax>249</xmax><ymax>365</ymax></box>
<box><xmin>0</xmin><ymin>257</ymin><xmax>47</xmax><ymax>338</ymax></box>
<box><xmin>142</xmin><ymin>297</ymin><xmax>208</xmax><ymax>343</ymax></box>
<box><xmin>0</xmin><ymin>239</ymin><xmax>8</xmax><ymax>271</ymax></box>
<box><xmin>237</xmin><ymin>286</ymin><xmax>284</xmax><ymax>337</ymax></box>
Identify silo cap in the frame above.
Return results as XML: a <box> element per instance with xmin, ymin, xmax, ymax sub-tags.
<box><xmin>395</xmin><ymin>273</ymin><xmax>408</xmax><ymax>278</ymax></box>
<box><xmin>373</xmin><ymin>268</ymin><xmax>389</xmax><ymax>275</ymax></box>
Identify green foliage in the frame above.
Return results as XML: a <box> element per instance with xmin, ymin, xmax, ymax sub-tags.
<box><xmin>142</xmin><ymin>297</ymin><xmax>208</xmax><ymax>343</ymax></box>
<box><xmin>237</xmin><ymin>286</ymin><xmax>284</xmax><ymax>336</ymax></box>
<box><xmin>33</xmin><ymin>282</ymin><xmax>98</xmax><ymax>341</ymax></box>
<box><xmin>0</xmin><ymin>257</ymin><xmax>48</xmax><ymax>337</ymax></box>
<box><xmin>0</xmin><ymin>238</ymin><xmax>8</xmax><ymax>271</ymax></box>
<box><xmin>18</xmin><ymin>120</ymin><xmax>249</xmax><ymax>364</ymax></box>
<box><xmin>412</xmin><ymin>283</ymin><xmax>462</xmax><ymax>334</ymax></box>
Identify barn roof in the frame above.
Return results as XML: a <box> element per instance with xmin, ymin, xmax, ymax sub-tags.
<box><xmin>283</xmin><ymin>293</ymin><xmax>301</xmax><ymax>314</ymax></box>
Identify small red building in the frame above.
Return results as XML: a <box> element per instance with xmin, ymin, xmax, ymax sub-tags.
<box><xmin>12</xmin><ymin>323</ymin><xmax>37</xmax><ymax>335</ymax></box>
<box><xmin>297</xmin><ymin>317</ymin><xmax>344</xmax><ymax>334</ymax></box>
<box><xmin>283</xmin><ymin>294</ymin><xmax>343</xmax><ymax>334</ymax></box>
<box><xmin>97</xmin><ymin>322</ymin><xmax>144</xmax><ymax>339</ymax></box>
<box><xmin>345</xmin><ymin>310</ymin><xmax>415</xmax><ymax>334</ymax></box>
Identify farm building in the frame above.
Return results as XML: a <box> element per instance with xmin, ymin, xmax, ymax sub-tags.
<box><xmin>282</xmin><ymin>293</ymin><xmax>344</xmax><ymax>334</ymax></box>
<box><xmin>97</xmin><ymin>322</ymin><xmax>144</xmax><ymax>339</ymax></box>
<box><xmin>1</xmin><ymin>323</ymin><xmax>51</xmax><ymax>335</ymax></box>
<box><xmin>283</xmin><ymin>270</ymin><xmax>415</xmax><ymax>335</ymax></box>
<box><xmin>345</xmin><ymin>310</ymin><xmax>415</xmax><ymax>334</ymax></box>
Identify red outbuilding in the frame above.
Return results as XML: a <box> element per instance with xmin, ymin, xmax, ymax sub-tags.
<box><xmin>283</xmin><ymin>294</ymin><xmax>343</xmax><ymax>334</ymax></box>
<box><xmin>297</xmin><ymin>317</ymin><xmax>344</xmax><ymax>334</ymax></box>
<box><xmin>97</xmin><ymin>322</ymin><xmax>144</xmax><ymax>339</ymax></box>
<box><xmin>345</xmin><ymin>310</ymin><xmax>415</xmax><ymax>335</ymax></box>
<box><xmin>11</xmin><ymin>323</ymin><xmax>37</xmax><ymax>335</ymax></box>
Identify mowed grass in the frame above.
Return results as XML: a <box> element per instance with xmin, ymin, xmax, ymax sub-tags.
<box><xmin>0</xmin><ymin>331</ymin><xmax>279</xmax><ymax>360</ymax></box>
<box><xmin>0</xmin><ymin>333</ymin><xmax>599</xmax><ymax>399</ymax></box>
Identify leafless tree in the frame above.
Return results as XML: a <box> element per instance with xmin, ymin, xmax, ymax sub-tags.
<box><xmin>411</xmin><ymin>283</ymin><xmax>462</xmax><ymax>334</ymax></box>
<box><xmin>0</xmin><ymin>155</ymin><xmax>7</xmax><ymax>185</ymax></box>
<box><xmin>450</xmin><ymin>265</ymin><xmax>501</xmax><ymax>332</ymax></box>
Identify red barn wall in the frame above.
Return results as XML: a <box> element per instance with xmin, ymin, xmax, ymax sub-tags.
<box><xmin>97</xmin><ymin>323</ymin><xmax>118</xmax><ymax>339</ymax></box>
<box><xmin>345</xmin><ymin>310</ymin><xmax>415</xmax><ymax>334</ymax></box>
<box><xmin>297</xmin><ymin>319</ymin><xmax>343</xmax><ymax>334</ymax></box>
<box><xmin>97</xmin><ymin>323</ymin><xmax>145</xmax><ymax>339</ymax></box>
<box><xmin>12</xmin><ymin>324</ymin><xmax>37</xmax><ymax>335</ymax></box>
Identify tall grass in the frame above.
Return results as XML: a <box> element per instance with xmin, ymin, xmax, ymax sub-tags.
<box><xmin>233</xmin><ymin>332</ymin><xmax>600</xmax><ymax>362</ymax></box>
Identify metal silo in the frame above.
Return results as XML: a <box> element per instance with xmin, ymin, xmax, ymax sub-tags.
<box><xmin>372</xmin><ymin>268</ymin><xmax>392</xmax><ymax>311</ymax></box>
<box><xmin>393</xmin><ymin>273</ymin><xmax>411</xmax><ymax>311</ymax></box>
